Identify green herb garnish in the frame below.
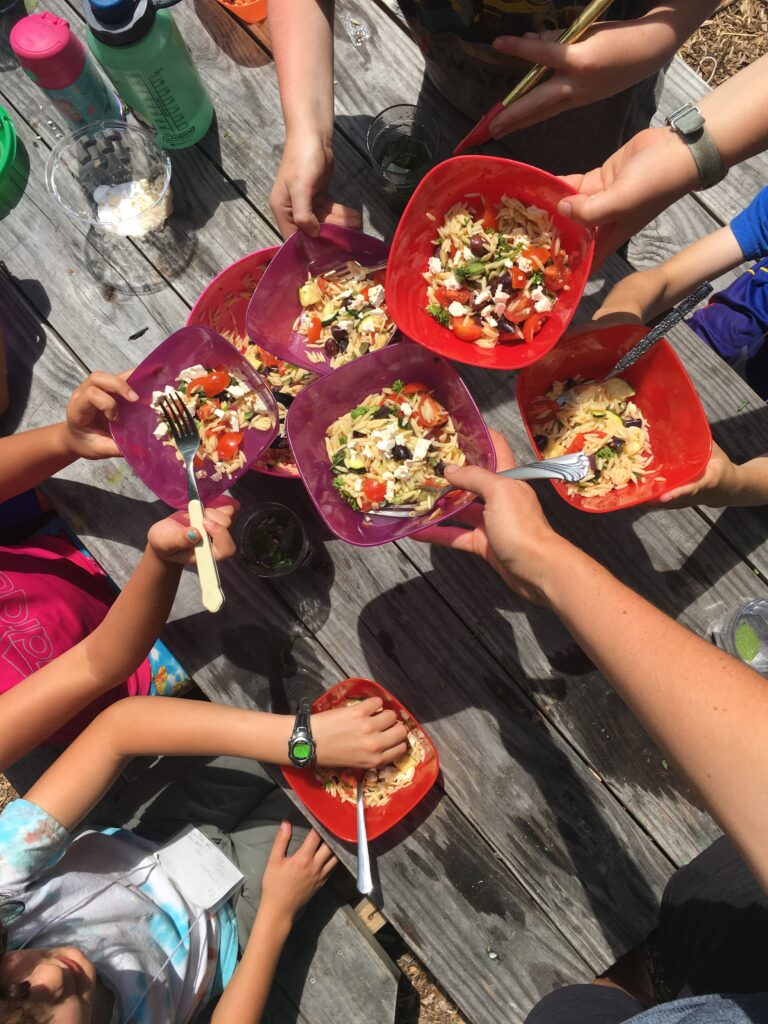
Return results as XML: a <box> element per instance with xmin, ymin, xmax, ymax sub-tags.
<box><xmin>454</xmin><ymin>260</ymin><xmax>487</xmax><ymax>281</ymax></box>
<box><xmin>391</xmin><ymin>379</ymin><xmax>405</xmax><ymax>393</ymax></box>
<box><xmin>735</xmin><ymin>622</ymin><xmax>761</xmax><ymax>662</ymax></box>
<box><xmin>332</xmin><ymin>476</ymin><xmax>359</xmax><ymax>508</ymax></box>
<box><xmin>529</xmin><ymin>270</ymin><xmax>544</xmax><ymax>288</ymax></box>
<box><xmin>351</xmin><ymin>405</ymin><xmax>374</xmax><ymax>419</ymax></box>
<box><xmin>426</xmin><ymin>304</ymin><xmax>451</xmax><ymax>328</ymax></box>
<box><xmin>595</xmin><ymin>446</ymin><xmax>614</xmax><ymax>461</ymax></box>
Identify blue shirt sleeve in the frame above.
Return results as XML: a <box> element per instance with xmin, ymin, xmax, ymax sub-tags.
<box><xmin>730</xmin><ymin>187</ymin><xmax>768</xmax><ymax>261</ymax></box>
<box><xmin>0</xmin><ymin>799</ymin><xmax>69</xmax><ymax>888</ymax></box>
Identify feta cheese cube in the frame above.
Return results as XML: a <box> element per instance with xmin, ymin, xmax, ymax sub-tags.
<box><xmin>448</xmin><ymin>301</ymin><xmax>467</xmax><ymax>317</ymax></box>
<box><xmin>367</xmin><ymin>284</ymin><xmax>385</xmax><ymax>307</ymax></box>
<box><xmin>153</xmin><ymin>421</ymin><xmax>168</xmax><ymax>439</ymax></box>
<box><xmin>428</xmin><ymin>256</ymin><xmax>443</xmax><ymax>275</ymax></box>
<box><xmin>412</xmin><ymin>438</ymin><xmax>431</xmax><ymax>461</ymax></box>
<box><xmin>517</xmin><ymin>256</ymin><xmax>533</xmax><ymax>273</ymax></box>
<box><xmin>393</xmin><ymin>465</ymin><xmax>411</xmax><ymax>480</ymax></box>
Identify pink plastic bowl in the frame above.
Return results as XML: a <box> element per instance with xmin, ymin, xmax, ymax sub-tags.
<box><xmin>246</xmin><ymin>224</ymin><xmax>391</xmax><ymax>375</ymax></box>
<box><xmin>386</xmin><ymin>155</ymin><xmax>594</xmax><ymax>371</ymax></box>
<box><xmin>286</xmin><ymin>342</ymin><xmax>496</xmax><ymax>546</ymax></box>
<box><xmin>186</xmin><ymin>246</ymin><xmax>301</xmax><ymax>479</ymax></box>
<box><xmin>110</xmin><ymin>325</ymin><xmax>279</xmax><ymax>509</ymax></box>
<box><xmin>516</xmin><ymin>322</ymin><xmax>713</xmax><ymax>513</ymax></box>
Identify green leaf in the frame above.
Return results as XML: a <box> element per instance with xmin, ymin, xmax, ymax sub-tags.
<box><xmin>454</xmin><ymin>261</ymin><xmax>486</xmax><ymax>281</ymax></box>
<box><xmin>351</xmin><ymin>405</ymin><xmax>374</xmax><ymax>419</ymax></box>
<box><xmin>128</xmin><ymin>326</ymin><xmax>149</xmax><ymax>341</ymax></box>
<box><xmin>528</xmin><ymin>270</ymin><xmax>544</xmax><ymax>288</ymax></box>
<box><xmin>391</xmin><ymin>379</ymin><xmax>405</xmax><ymax>393</ymax></box>
<box><xmin>595</xmin><ymin>446</ymin><xmax>614</xmax><ymax>461</ymax></box>
<box><xmin>426</xmin><ymin>305</ymin><xmax>451</xmax><ymax>328</ymax></box>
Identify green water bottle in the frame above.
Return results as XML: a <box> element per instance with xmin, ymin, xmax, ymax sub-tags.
<box><xmin>83</xmin><ymin>0</ymin><xmax>212</xmax><ymax>149</ymax></box>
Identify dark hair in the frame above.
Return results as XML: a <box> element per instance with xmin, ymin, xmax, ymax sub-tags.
<box><xmin>0</xmin><ymin>906</ymin><xmax>40</xmax><ymax>1024</ymax></box>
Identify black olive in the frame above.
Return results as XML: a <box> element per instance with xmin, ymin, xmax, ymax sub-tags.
<box><xmin>331</xmin><ymin>324</ymin><xmax>349</xmax><ymax>343</ymax></box>
<box><xmin>391</xmin><ymin>444</ymin><xmax>412</xmax><ymax>461</ymax></box>
<box><xmin>470</xmin><ymin>292</ymin><xmax>487</xmax><ymax>312</ymax></box>
<box><xmin>469</xmin><ymin>235</ymin><xmax>488</xmax><ymax>257</ymax></box>
<box><xmin>272</xmin><ymin>390</ymin><xmax>294</xmax><ymax>407</ymax></box>
<box><xmin>352</xmin><ymin>430</ymin><xmax>365</xmax><ymax>439</ymax></box>
<box><xmin>497</xmin><ymin>317</ymin><xmax>519</xmax><ymax>334</ymax></box>
<box><xmin>336</xmin><ymin>334</ymin><xmax>349</xmax><ymax>353</ymax></box>
<box><xmin>272</xmin><ymin>435</ymin><xmax>289</xmax><ymax>449</ymax></box>
<box><xmin>434</xmin><ymin>459</ymin><xmax>445</xmax><ymax>476</ymax></box>
<box><xmin>490</xmin><ymin>270</ymin><xmax>511</xmax><ymax>295</ymax></box>
<box><xmin>608</xmin><ymin>436</ymin><xmax>625</xmax><ymax>451</ymax></box>
<box><xmin>533</xmin><ymin>435</ymin><xmax>547</xmax><ymax>450</ymax></box>
<box><xmin>372</xmin><ymin>405</ymin><xmax>391</xmax><ymax>419</ymax></box>
<box><xmin>324</xmin><ymin>337</ymin><xmax>339</xmax><ymax>357</ymax></box>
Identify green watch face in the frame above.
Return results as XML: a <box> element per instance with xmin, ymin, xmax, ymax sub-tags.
<box><xmin>291</xmin><ymin>741</ymin><xmax>312</xmax><ymax>760</ymax></box>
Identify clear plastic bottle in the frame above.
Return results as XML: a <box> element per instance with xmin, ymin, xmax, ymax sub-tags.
<box><xmin>84</xmin><ymin>0</ymin><xmax>213</xmax><ymax>149</ymax></box>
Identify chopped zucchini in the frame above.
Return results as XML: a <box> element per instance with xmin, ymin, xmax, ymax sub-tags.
<box><xmin>299</xmin><ymin>281</ymin><xmax>322</xmax><ymax>307</ymax></box>
<box><xmin>603</xmin><ymin>410</ymin><xmax>624</xmax><ymax>430</ymax></box>
<box><xmin>602</xmin><ymin>377</ymin><xmax>635</xmax><ymax>401</ymax></box>
<box><xmin>357</xmin><ymin>314</ymin><xmax>379</xmax><ymax>334</ymax></box>
<box><xmin>344</xmin><ymin>452</ymin><xmax>366</xmax><ymax>471</ymax></box>
<box><xmin>590</xmin><ymin>409</ymin><xmax>607</xmax><ymax>418</ymax></box>
<box><xmin>624</xmin><ymin>438</ymin><xmax>643</xmax><ymax>456</ymax></box>
<box><xmin>319</xmin><ymin>303</ymin><xmax>338</xmax><ymax>326</ymax></box>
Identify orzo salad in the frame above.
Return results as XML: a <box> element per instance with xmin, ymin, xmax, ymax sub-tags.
<box><xmin>295</xmin><ymin>261</ymin><xmax>395</xmax><ymax>367</ymax></box>
<box><xmin>325</xmin><ymin>380</ymin><xmax>465</xmax><ymax>514</ymax></box>
<box><xmin>424</xmin><ymin>195</ymin><xmax>570</xmax><ymax>350</ymax></box>
<box><xmin>532</xmin><ymin>376</ymin><xmax>654</xmax><ymax>498</ymax></box>
<box><xmin>151</xmin><ymin>364</ymin><xmax>273</xmax><ymax>481</ymax></box>
<box><xmin>316</xmin><ymin>699</ymin><xmax>426</xmax><ymax>808</ymax></box>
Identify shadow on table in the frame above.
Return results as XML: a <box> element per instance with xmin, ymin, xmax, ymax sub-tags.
<box><xmin>0</xmin><ymin>263</ymin><xmax>49</xmax><ymax>433</ymax></box>
<box><xmin>192</xmin><ymin>0</ymin><xmax>269</xmax><ymax>70</ymax></box>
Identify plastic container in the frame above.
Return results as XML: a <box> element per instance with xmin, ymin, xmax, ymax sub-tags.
<box><xmin>109</xmin><ymin>325</ymin><xmax>279</xmax><ymax>509</ymax></box>
<box><xmin>10</xmin><ymin>12</ymin><xmax>121</xmax><ymax>128</ymax></box>
<box><xmin>0</xmin><ymin>103</ymin><xmax>29</xmax><ymax>220</ymax></box>
<box><xmin>187</xmin><ymin>246</ymin><xmax>308</xmax><ymax>479</ymax></box>
<box><xmin>516</xmin><ymin>321</ymin><xmax>713</xmax><ymax>514</ymax></box>
<box><xmin>237</xmin><ymin>503</ymin><xmax>311</xmax><ymax>577</ymax></box>
<box><xmin>246</xmin><ymin>224</ymin><xmax>392</xmax><ymax>376</ymax></box>
<box><xmin>46</xmin><ymin>120</ymin><xmax>172</xmax><ymax>237</ymax></box>
<box><xmin>286</xmin><ymin>342</ymin><xmax>496</xmax><ymax>547</ymax></box>
<box><xmin>282</xmin><ymin>677</ymin><xmax>440</xmax><ymax>842</ymax></box>
<box><xmin>84</xmin><ymin>0</ymin><xmax>213</xmax><ymax>149</ymax></box>
<box><xmin>366</xmin><ymin>103</ymin><xmax>439</xmax><ymax>208</ymax></box>
<box><xmin>216</xmin><ymin>0</ymin><xmax>266</xmax><ymax>24</ymax></box>
<box><xmin>386</xmin><ymin>155</ymin><xmax>594</xmax><ymax>371</ymax></box>
<box><xmin>714</xmin><ymin>599</ymin><xmax>768</xmax><ymax>676</ymax></box>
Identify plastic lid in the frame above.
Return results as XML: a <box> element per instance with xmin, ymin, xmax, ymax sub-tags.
<box><xmin>10</xmin><ymin>13</ymin><xmax>86</xmax><ymax>90</ymax></box>
<box><xmin>84</xmin><ymin>0</ymin><xmax>157</xmax><ymax>47</ymax></box>
<box><xmin>89</xmin><ymin>0</ymin><xmax>136</xmax><ymax>24</ymax></box>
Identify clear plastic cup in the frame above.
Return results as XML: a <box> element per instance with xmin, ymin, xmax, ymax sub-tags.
<box><xmin>237</xmin><ymin>503</ymin><xmax>312</xmax><ymax>578</ymax></box>
<box><xmin>366</xmin><ymin>104</ymin><xmax>439</xmax><ymax>206</ymax></box>
<box><xmin>716</xmin><ymin>598</ymin><xmax>768</xmax><ymax>676</ymax></box>
<box><xmin>45</xmin><ymin>120</ymin><xmax>172</xmax><ymax>237</ymax></box>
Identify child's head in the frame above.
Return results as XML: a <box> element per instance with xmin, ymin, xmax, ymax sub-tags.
<box><xmin>0</xmin><ymin>914</ymin><xmax>97</xmax><ymax>1024</ymax></box>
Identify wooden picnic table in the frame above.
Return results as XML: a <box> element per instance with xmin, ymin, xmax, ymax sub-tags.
<box><xmin>2</xmin><ymin>2</ymin><xmax>768</xmax><ymax>1022</ymax></box>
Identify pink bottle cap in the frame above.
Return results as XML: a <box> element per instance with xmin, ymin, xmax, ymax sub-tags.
<box><xmin>10</xmin><ymin>12</ymin><xmax>86</xmax><ymax>91</ymax></box>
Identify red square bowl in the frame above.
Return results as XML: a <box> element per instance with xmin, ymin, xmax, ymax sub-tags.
<box><xmin>285</xmin><ymin>342</ymin><xmax>496</xmax><ymax>546</ymax></box>
<box><xmin>386</xmin><ymin>155</ymin><xmax>594</xmax><ymax>371</ymax></box>
<box><xmin>110</xmin><ymin>325</ymin><xmax>279</xmax><ymax>509</ymax></box>
<box><xmin>187</xmin><ymin>246</ymin><xmax>302</xmax><ymax>479</ymax></box>
<box><xmin>246</xmin><ymin>224</ymin><xmax>392</xmax><ymax>376</ymax></box>
<box><xmin>516</xmin><ymin>322</ymin><xmax>713</xmax><ymax>513</ymax></box>
<box><xmin>281</xmin><ymin>678</ymin><xmax>440</xmax><ymax>842</ymax></box>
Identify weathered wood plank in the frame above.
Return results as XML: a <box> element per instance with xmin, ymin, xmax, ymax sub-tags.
<box><xmin>0</xmin><ymin>276</ymin><xmax>591</xmax><ymax>1024</ymax></box>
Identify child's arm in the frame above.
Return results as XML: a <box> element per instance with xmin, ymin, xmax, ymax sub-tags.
<box><xmin>211</xmin><ymin>823</ymin><xmax>337</xmax><ymax>1024</ymax></box>
<box><xmin>0</xmin><ymin>372</ymin><xmax>138</xmax><ymax>504</ymax></box>
<box><xmin>268</xmin><ymin>0</ymin><xmax>361</xmax><ymax>238</ymax></box>
<box><xmin>660</xmin><ymin>443</ymin><xmax>768</xmax><ymax>509</ymax></box>
<box><xmin>592</xmin><ymin>225</ymin><xmax>745</xmax><ymax>326</ymax></box>
<box><xmin>0</xmin><ymin>501</ymin><xmax>237</xmax><ymax>771</ymax></box>
<box><xmin>26</xmin><ymin>696</ymin><xmax>409</xmax><ymax>830</ymax></box>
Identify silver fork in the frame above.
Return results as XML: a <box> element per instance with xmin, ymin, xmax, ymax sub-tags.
<box><xmin>160</xmin><ymin>392</ymin><xmax>225</xmax><ymax>613</ymax></box>
<box><xmin>364</xmin><ymin>452</ymin><xmax>591</xmax><ymax>519</ymax></box>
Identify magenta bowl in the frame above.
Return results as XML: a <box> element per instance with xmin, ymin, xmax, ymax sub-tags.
<box><xmin>186</xmin><ymin>245</ymin><xmax>302</xmax><ymax>479</ymax></box>
<box><xmin>286</xmin><ymin>343</ymin><xmax>496</xmax><ymax>546</ymax></box>
<box><xmin>246</xmin><ymin>224</ymin><xmax>391</xmax><ymax>376</ymax></box>
<box><xmin>110</xmin><ymin>325</ymin><xmax>279</xmax><ymax>509</ymax></box>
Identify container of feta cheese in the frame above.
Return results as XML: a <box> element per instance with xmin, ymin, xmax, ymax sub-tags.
<box><xmin>45</xmin><ymin>119</ymin><xmax>172</xmax><ymax>237</ymax></box>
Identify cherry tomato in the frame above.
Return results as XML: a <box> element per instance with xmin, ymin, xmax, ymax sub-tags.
<box><xmin>339</xmin><ymin>769</ymin><xmax>358</xmax><ymax>789</ymax></box>
<box><xmin>435</xmin><ymin>286</ymin><xmax>471</xmax><ymax>307</ymax></box>
<box><xmin>315</xmin><ymin>276</ymin><xmax>330</xmax><ymax>292</ymax></box>
<box><xmin>217</xmin><ymin>431</ymin><xmax>244</xmax><ymax>461</ymax></box>
<box><xmin>523</xmin><ymin>312</ymin><xmax>548</xmax><ymax>344</ymax></box>
<box><xmin>372</xmin><ymin>270</ymin><xmax>387</xmax><ymax>286</ymax></box>
<box><xmin>306</xmin><ymin>316</ymin><xmax>322</xmax><ymax>344</ymax></box>
<box><xmin>508</xmin><ymin>267</ymin><xmax>528</xmax><ymax>290</ymax></box>
<box><xmin>359</xmin><ymin>498</ymin><xmax>372</xmax><ymax>512</ymax></box>
<box><xmin>414</xmin><ymin>395</ymin><xmax>449</xmax><ymax>429</ymax></box>
<box><xmin>197</xmin><ymin>399</ymin><xmax>221</xmax><ymax>420</ymax></box>
<box><xmin>401</xmin><ymin>382</ymin><xmax>431</xmax><ymax>396</ymax></box>
<box><xmin>481</xmin><ymin>199</ymin><xmax>498</xmax><ymax>231</ymax></box>
<box><xmin>193</xmin><ymin>453</ymin><xmax>205</xmax><ymax>469</ymax></box>
<box><xmin>523</xmin><ymin>246</ymin><xmax>551</xmax><ymax>266</ymax></box>
<box><xmin>362</xmin><ymin>478</ymin><xmax>387</xmax><ymax>503</ymax></box>
<box><xmin>360</xmin><ymin>286</ymin><xmax>370</xmax><ymax>301</ymax></box>
<box><xmin>565</xmin><ymin>431</ymin><xmax>605</xmax><ymax>455</ymax></box>
<box><xmin>189</xmin><ymin>370</ymin><xmax>230</xmax><ymax>398</ymax></box>
<box><xmin>451</xmin><ymin>315</ymin><xmax>484</xmax><ymax>342</ymax></box>
<box><xmin>422</xmin><ymin>477</ymin><xmax>446</xmax><ymax>490</ymax></box>
<box><xmin>544</xmin><ymin>263</ymin><xmax>571</xmax><ymax>292</ymax></box>
<box><xmin>256</xmin><ymin>347</ymin><xmax>284</xmax><ymax>371</ymax></box>
<box><xmin>504</xmin><ymin>299</ymin><xmax>534</xmax><ymax>324</ymax></box>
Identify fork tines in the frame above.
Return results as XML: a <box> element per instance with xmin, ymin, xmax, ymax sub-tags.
<box><xmin>160</xmin><ymin>391</ymin><xmax>198</xmax><ymax>441</ymax></box>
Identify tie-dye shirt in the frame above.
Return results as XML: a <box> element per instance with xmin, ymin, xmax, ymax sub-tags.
<box><xmin>0</xmin><ymin>799</ymin><xmax>238</xmax><ymax>1024</ymax></box>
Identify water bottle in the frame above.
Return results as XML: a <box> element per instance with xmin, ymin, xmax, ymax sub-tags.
<box><xmin>83</xmin><ymin>0</ymin><xmax>213</xmax><ymax>149</ymax></box>
<box><xmin>10</xmin><ymin>12</ymin><xmax>121</xmax><ymax>128</ymax></box>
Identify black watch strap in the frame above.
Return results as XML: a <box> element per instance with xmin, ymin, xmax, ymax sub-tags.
<box><xmin>288</xmin><ymin>698</ymin><xmax>315</xmax><ymax>767</ymax></box>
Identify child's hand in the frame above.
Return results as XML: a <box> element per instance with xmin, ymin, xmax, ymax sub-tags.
<box><xmin>313</xmin><ymin>697</ymin><xmax>409</xmax><ymax>769</ymax></box>
<box><xmin>260</xmin><ymin>824</ymin><xmax>338</xmax><ymax>924</ymax></box>
<box><xmin>65</xmin><ymin>371</ymin><xmax>138</xmax><ymax>460</ymax></box>
<box><xmin>147</xmin><ymin>498</ymin><xmax>240</xmax><ymax>565</ymax></box>
<box><xmin>659</xmin><ymin>444</ymin><xmax>739</xmax><ymax>509</ymax></box>
<box><xmin>270</xmin><ymin>134</ymin><xmax>362</xmax><ymax>239</ymax></box>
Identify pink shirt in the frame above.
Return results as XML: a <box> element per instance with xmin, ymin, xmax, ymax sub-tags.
<box><xmin>0</xmin><ymin>535</ymin><xmax>151</xmax><ymax>745</ymax></box>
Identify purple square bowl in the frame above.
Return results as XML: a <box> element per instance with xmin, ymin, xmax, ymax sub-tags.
<box><xmin>245</xmin><ymin>224</ymin><xmax>391</xmax><ymax>376</ymax></box>
<box><xmin>110</xmin><ymin>325</ymin><xmax>279</xmax><ymax>509</ymax></box>
<box><xmin>286</xmin><ymin>343</ymin><xmax>496</xmax><ymax>546</ymax></box>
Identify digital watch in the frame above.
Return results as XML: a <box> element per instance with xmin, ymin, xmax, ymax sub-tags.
<box><xmin>665</xmin><ymin>103</ymin><xmax>726</xmax><ymax>191</ymax></box>
<box><xmin>288</xmin><ymin>698</ymin><xmax>316</xmax><ymax>767</ymax></box>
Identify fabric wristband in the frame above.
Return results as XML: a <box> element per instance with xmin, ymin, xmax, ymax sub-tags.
<box><xmin>665</xmin><ymin>103</ymin><xmax>726</xmax><ymax>191</ymax></box>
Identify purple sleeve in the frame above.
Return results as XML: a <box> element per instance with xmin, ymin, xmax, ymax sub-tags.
<box><xmin>730</xmin><ymin>187</ymin><xmax>768</xmax><ymax>261</ymax></box>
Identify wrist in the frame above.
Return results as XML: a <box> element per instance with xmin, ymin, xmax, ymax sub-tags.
<box><xmin>143</xmin><ymin>543</ymin><xmax>184</xmax><ymax>574</ymax></box>
<box><xmin>284</xmin><ymin>118</ymin><xmax>333</xmax><ymax>152</ymax></box>
<box><xmin>526</xmin><ymin>534</ymin><xmax>589</xmax><ymax>610</ymax></box>
<box><xmin>255</xmin><ymin>896</ymin><xmax>296</xmax><ymax>936</ymax></box>
<box><xmin>660</xmin><ymin>125</ymin><xmax>702</xmax><ymax>193</ymax></box>
<box><xmin>57</xmin><ymin>421</ymin><xmax>81</xmax><ymax>461</ymax></box>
